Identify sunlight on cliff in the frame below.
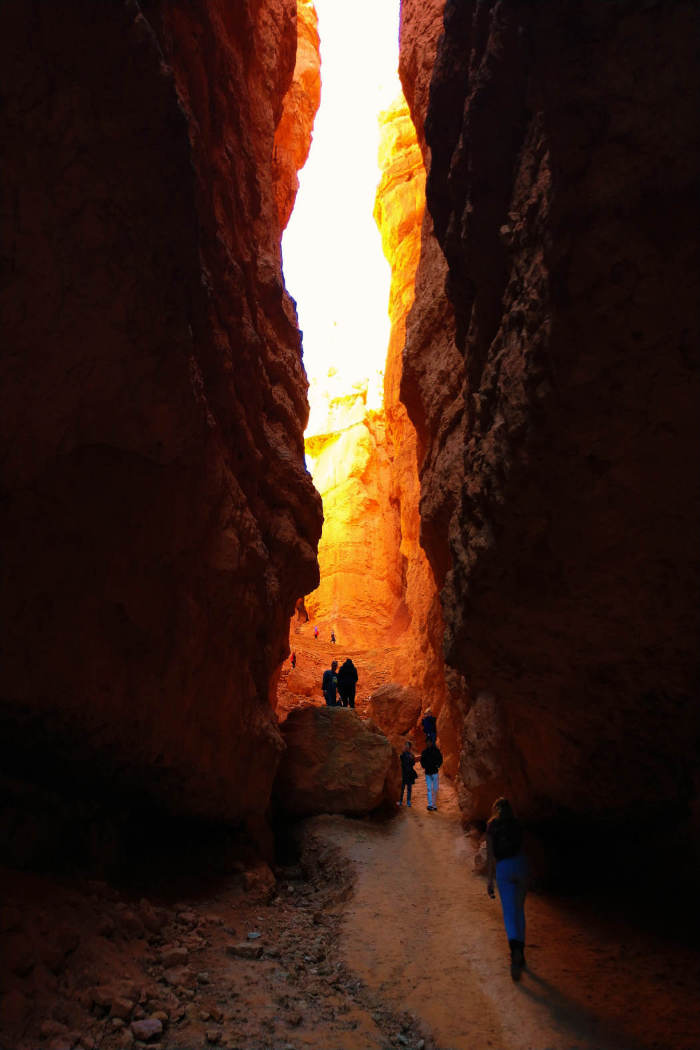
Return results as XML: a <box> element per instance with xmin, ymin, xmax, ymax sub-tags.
<box><xmin>281</xmin><ymin>0</ymin><xmax>401</xmax><ymax>437</ymax></box>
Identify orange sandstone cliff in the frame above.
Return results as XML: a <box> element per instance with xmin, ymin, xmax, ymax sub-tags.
<box><xmin>400</xmin><ymin>0</ymin><xmax>700</xmax><ymax>863</ymax></box>
<box><xmin>0</xmin><ymin>0</ymin><xmax>322</xmax><ymax>848</ymax></box>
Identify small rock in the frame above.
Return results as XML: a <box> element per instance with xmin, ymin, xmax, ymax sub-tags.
<box><xmin>209</xmin><ymin>1006</ymin><xmax>224</xmax><ymax>1023</ymax></box>
<box><xmin>163</xmin><ymin>966</ymin><xmax>195</xmax><ymax>988</ymax></box>
<box><xmin>225</xmin><ymin>941</ymin><xmax>262</xmax><ymax>960</ymax></box>
<box><xmin>130</xmin><ymin>1017</ymin><xmax>163</xmax><ymax>1041</ymax></box>
<box><xmin>246</xmin><ymin>931</ymin><xmax>262</xmax><ymax>940</ymax></box>
<box><xmin>151</xmin><ymin>1011</ymin><xmax>168</xmax><ymax>1025</ymax></box>
<box><xmin>111</xmin><ymin>1018</ymin><xmax>126</xmax><ymax>1030</ymax></box>
<box><xmin>160</xmin><ymin>946</ymin><xmax>188</xmax><ymax>968</ymax></box>
<box><xmin>288</xmin><ymin>1012</ymin><xmax>303</xmax><ymax>1027</ymax></box>
<box><xmin>110</xmin><ymin>998</ymin><xmax>135</xmax><ymax>1021</ymax></box>
<box><xmin>205</xmin><ymin>1029</ymin><xmax>221</xmax><ymax>1045</ymax></box>
<box><xmin>120</xmin><ymin>910</ymin><xmax>145</xmax><ymax>938</ymax></box>
<box><xmin>176</xmin><ymin>910</ymin><xmax>198</xmax><ymax>926</ymax></box>
<box><xmin>40</xmin><ymin>1020</ymin><xmax>68</xmax><ymax>1039</ymax></box>
<box><xmin>199</xmin><ymin>1010</ymin><xmax>211</xmax><ymax>1022</ymax></box>
<box><xmin>196</xmin><ymin>971</ymin><xmax>210</xmax><ymax>985</ymax></box>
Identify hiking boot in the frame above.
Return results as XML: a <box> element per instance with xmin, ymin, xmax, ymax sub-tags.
<box><xmin>509</xmin><ymin>940</ymin><xmax>523</xmax><ymax>981</ymax></box>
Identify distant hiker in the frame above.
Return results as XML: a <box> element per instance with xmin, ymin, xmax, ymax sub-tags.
<box><xmin>419</xmin><ymin>738</ymin><xmax>443</xmax><ymax>812</ymax></box>
<box><xmin>314</xmin><ymin>625</ymin><xmax>319</xmax><ymax>640</ymax></box>
<box><xmin>422</xmin><ymin>707</ymin><xmax>437</xmax><ymax>744</ymax></box>
<box><xmin>486</xmin><ymin>797</ymin><xmax>528</xmax><ymax>981</ymax></box>
<box><xmin>322</xmin><ymin>660</ymin><xmax>339</xmax><ymax>706</ymax></box>
<box><xmin>330</xmin><ymin>630</ymin><xmax>336</xmax><ymax>644</ymax></box>
<box><xmin>290</xmin><ymin>651</ymin><xmax>296</xmax><ymax>669</ymax></box>
<box><xmin>336</xmin><ymin>658</ymin><xmax>359</xmax><ymax>708</ymax></box>
<box><xmin>398</xmin><ymin>740</ymin><xmax>418</xmax><ymax>807</ymax></box>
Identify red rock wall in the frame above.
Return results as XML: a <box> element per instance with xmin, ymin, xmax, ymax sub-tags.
<box><xmin>0</xmin><ymin>0</ymin><xmax>321</xmax><ymax>829</ymax></box>
<box><xmin>401</xmin><ymin>0</ymin><xmax>700</xmax><ymax>832</ymax></box>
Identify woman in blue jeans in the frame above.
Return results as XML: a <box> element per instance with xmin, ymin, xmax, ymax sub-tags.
<box><xmin>486</xmin><ymin>797</ymin><xmax>528</xmax><ymax>980</ymax></box>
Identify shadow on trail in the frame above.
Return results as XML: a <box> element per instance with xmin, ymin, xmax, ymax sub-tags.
<box><xmin>519</xmin><ymin>968</ymin><xmax>648</xmax><ymax>1050</ymax></box>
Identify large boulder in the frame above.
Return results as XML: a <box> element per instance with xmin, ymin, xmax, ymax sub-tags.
<box><xmin>274</xmin><ymin>707</ymin><xmax>400</xmax><ymax>817</ymax></box>
<box><xmin>366</xmin><ymin>683</ymin><xmax>422</xmax><ymax>749</ymax></box>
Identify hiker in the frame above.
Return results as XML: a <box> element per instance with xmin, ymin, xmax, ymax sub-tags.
<box><xmin>321</xmin><ymin>660</ymin><xmax>339</xmax><ymax>706</ymax></box>
<box><xmin>419</xmin><ymin>737</ymin><xmax>443</xmax><ymax>811</ymax></box>
<box><xmin>290</xmin><ymin>651</ymin><xmax>296</xmax><ymax>669</ymax></box>
<box><xmin>330</xmin><ymin>630</ymin><xmax>336</xmax><ymax>644</ymax></box>
<box><xmin>486</xmin><ymin>797</ymin><xmax>528</xmax><ymax>981</ymax></box>
<box><xmin>336</xmin><ymin>658</ymin><xmax>359</xmax><ymax>708</ymax></box>
<box><xmin>398</xmin><ymin>740</ymin><xmax>418</xmax><ymax>807</ymax></box>
<box><xmin>314</xmin><ymin>625</ymin><xmax>319</xmax><ymax>640</ymax></box>
<box><xmin>421</xmin><ymin>707</ymin><xmax>437</xmax><ymax>744</ymax></box>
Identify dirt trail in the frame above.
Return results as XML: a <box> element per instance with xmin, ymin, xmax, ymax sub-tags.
<box><xmin>309</xmin><ymin>780</ymin><xmax>700</xmax><ymax>1050</ymax></box>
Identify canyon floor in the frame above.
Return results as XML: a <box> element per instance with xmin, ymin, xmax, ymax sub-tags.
<box><xmin>2</xmin><ymin>631</ymin><xmax>699</xmax><ymax>1050</ymax></box>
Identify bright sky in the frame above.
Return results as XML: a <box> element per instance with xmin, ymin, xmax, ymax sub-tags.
<box><xmin>281</xmin><ymin>0</ymin><xmax>402</xmax><ymax>435</ymax></box>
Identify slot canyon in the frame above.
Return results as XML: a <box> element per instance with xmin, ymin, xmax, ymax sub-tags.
<box><xmin>1</xmin><ymin>1</ymin><xmax>698</xmax><ymax>1049</ymax></box>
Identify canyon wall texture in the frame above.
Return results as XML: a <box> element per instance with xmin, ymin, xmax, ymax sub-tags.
<box><xmin>401</xmin><ymin>0</ymin><xmax>700</xmax><ymax>843</ymax></box>
<box><xmin>0</xmin><ymin>0</ymin><xmax>322</xmax><ymax>837</ymax></box>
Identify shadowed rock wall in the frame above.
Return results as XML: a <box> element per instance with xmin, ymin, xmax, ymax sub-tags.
<box><xmin>401</xmin><ymin>0</ymin><xmax>700</xmax><ymax>838</ymax></box>
<box><xmin>0</xmin><ymin>0</ymin><xmax>322</xmax><ymax>835</ymax></box>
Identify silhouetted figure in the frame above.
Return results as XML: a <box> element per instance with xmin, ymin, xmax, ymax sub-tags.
<box><xmin>321</xmin><ymin>660</ymin><xmax>339</xmax><ymax>706</ymax></box>
<box><xmin>336</xmin><ymin>658</ymin><xmax>359</xmax><ymax>708</ymax></box>
<box><xmin>290</xmin><ymin>651</ymin><xmax>296</xmax><ymax>669</ymax></box>
<box><xmin>398</xmin><ymin>740</ymin><xmax>417</xmax><ymax>807</ymax></box>
<box><xmin>419</xmin><ymin>739</ymin><xmax>443</xmax><ymax>811</ymax></box>
<box><xmin>314</xmin><ymin>625</ymin><xmax>319</xmax><ymax>640</ymax></box>
<box><xmin>330</xmin><ymin>630</ymin><xmax>336</xmax><ymax>644</ymax></box>
<box><xmin>421</xmin><ymin>707</ymin><xmax>437</xmax><ymax>744</ymax></box>
<box><xmin>486</xmin><ymin>797</ymin><xmax>527</xmax><ymax>981</ymax></box>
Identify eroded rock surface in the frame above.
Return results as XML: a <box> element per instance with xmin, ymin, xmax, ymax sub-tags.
<box><xmin>402</xmin><ymin>0</ymin><xmax>700</xmax><ymax>836</ymax></box>
<box><xmin>0</xmin><ymin>0</ymin><xmax>321</xmax><ymax>834</ymax></box>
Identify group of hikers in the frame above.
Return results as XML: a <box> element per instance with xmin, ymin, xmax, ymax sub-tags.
<box><xmin>314</xmin><ymin>638</ymin><xmax>527</xmax><ymax>982</ymax></box>
<box><xmin>321</xmin><ymin>657</ymin><xmax>358</xmax><ymax>707</ymax></box>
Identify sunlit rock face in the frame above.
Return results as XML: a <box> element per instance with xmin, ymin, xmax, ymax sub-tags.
<box><xmin>402</xmin><ymin>0</ymin><xmax>700</xmax><ymax>841</ymax></box>
<box><xmin>305</xmin><ymin>388</ymin><xmax>404</xmax><ymax>646</ymax></box>
<box><xmin>273</xmin><ymin>0</ymin><xmax>321</xmax><ymax>231</ymax></box>
<box><xmin>374</xmin><ymin>96</ymin><xmax>457</xmax><ymax>772</ymax></box>
<box><xmin>302</xmin><ymin>94</ymin><xmax>458</xmax><ymax>767</ymax></box>
<box><xmin>0</xmin><ymin>0</ymin><xmax>321</xmax><ymax>834</ymax></box>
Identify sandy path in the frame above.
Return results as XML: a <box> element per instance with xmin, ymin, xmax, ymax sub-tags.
<box><xmin>309</xmin><ymin>779</ymin><xmax>700</xmax><ymax>1050</ymax></box>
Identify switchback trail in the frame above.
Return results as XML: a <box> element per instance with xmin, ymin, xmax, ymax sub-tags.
<box><xmin>309</xmin><ymin>779</ymin><xmax>700</xmax><ymax>1050</ymax></box>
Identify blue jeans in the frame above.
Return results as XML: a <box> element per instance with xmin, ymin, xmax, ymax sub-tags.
<box><xmin>425</xmin><ymin>773</ymin><xmax>439</xmax><ymax>807</ymax></box>
<box><xmin>400</xmin><ymin>780</ymin><xmax>413</xmax><ymax>805</ymax></box>
<box><xmin>496</xmin><ymin>854</ymin><xmax>528</xmax><ymax>942</ymax></box>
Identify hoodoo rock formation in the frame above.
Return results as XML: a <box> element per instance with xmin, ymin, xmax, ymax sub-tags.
<box><xmin>0</xmin><ymin>0</ymin><xmax>322</xmax><ymax>842</ymax></box>
<box><xmin>400</xmin><ymin>0</ymin><xmax>700</xmax><ymax>851</ymax></box>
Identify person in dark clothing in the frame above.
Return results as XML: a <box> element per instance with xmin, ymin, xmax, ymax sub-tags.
<box><xmin>419</xmin><ymin>739</ymin><xmax>443</xmax><ymax>811</ymax></box>
<box><xmin>314</xmin><ymin>625</ymin><xmax>319</xmax><ymax>639</ymax></box>
<box><xmin>336</xmin><ymin>658</ymin><xmax>359</xmax><ymax>708</ymax></box>
<box><xmin>421</xmin><ymin>707</ymin><xmax>437</xmax><ymax>744</ymax></box>
<box><xmin>486</xmin><ymin>797</ymin><xmax>528</xmax><ymax>981</ymax></box>
<box><xmin>398</xmin><ymin>740</ymin><xmax>417</xmax><ymax>807</ymax></box>
<box><xmin>290</xmin><ymin>651</ymin><xmax>296</xmax><ymax>669</ymax></box>
<box><xmin>330</xmin><ymin>630</ymin><xmax>336</xmax><ymax>644</ymax></box>
<box><xmin>321</xmin><ymin>660</ymin><xmax>339</xmax><ymax>706</ymax></box>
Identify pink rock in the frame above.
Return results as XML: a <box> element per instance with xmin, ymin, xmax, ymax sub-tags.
<box><xmin>130</xmin><ymin>1016</ymin><xmax>163</xmax><ymax>1041</ymax></box>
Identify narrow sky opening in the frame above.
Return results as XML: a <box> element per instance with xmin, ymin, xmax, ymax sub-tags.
<box><xmin>282</xmin><ymin>0</ymin><xmax>402</xmax><ymax>437</ymax></box>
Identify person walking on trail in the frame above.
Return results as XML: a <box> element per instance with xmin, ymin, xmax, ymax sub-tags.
<box><xmin>290</xmin><ymin>651</ymin><xmax>296</xmax><ymax>669</ymax></box>
<box><xmin>336</xmin><ymin>658</ymin><xmax>359</xmax><ymax>708</ymax></box>
<box><xmin>322</xmin><ymin>660</ymin><xmax>339</xmax><ymax>706</ymax></box>
<box><xmin>330</xmin><ymin>629</ymin><xmax>336</xmax><ymax>644</ymax></box>
<box><xmin>421</xmin><ymin>707</ymin><xmax>437</xmax><ymax>744</ymax></box>
<box><xmin>420</xmin><ymin>737</ymin><xmax>443</xmax><ymax>811</ymax></box>
<box><xmin>398</xmin><ymin>740</ymin><xmax>418</xmax><ymax>807</ymax></box>
<box><xmin>314</xmin><ymin>625</ymin><xmax>319</xmax><ymax>640</ymax></box>
<box><xmin>486</xmin><ymin>796</ymin><xmax>528</xmax><ymax>981</ymax></box>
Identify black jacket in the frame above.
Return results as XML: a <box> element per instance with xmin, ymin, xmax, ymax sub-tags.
<box><xmin>419</xmin><ymin>744</ymin><xmax>443</xmax><ymax>775</ymax></box>
<box><xmin>337</xmin><ymin>659</ymin><xmax>358</xmax><ymax>690</ymax></box>
<box><xmin>400</xmin><ymin>751</ymin><xmax>417</xmax><ymax>782</ymax></box>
